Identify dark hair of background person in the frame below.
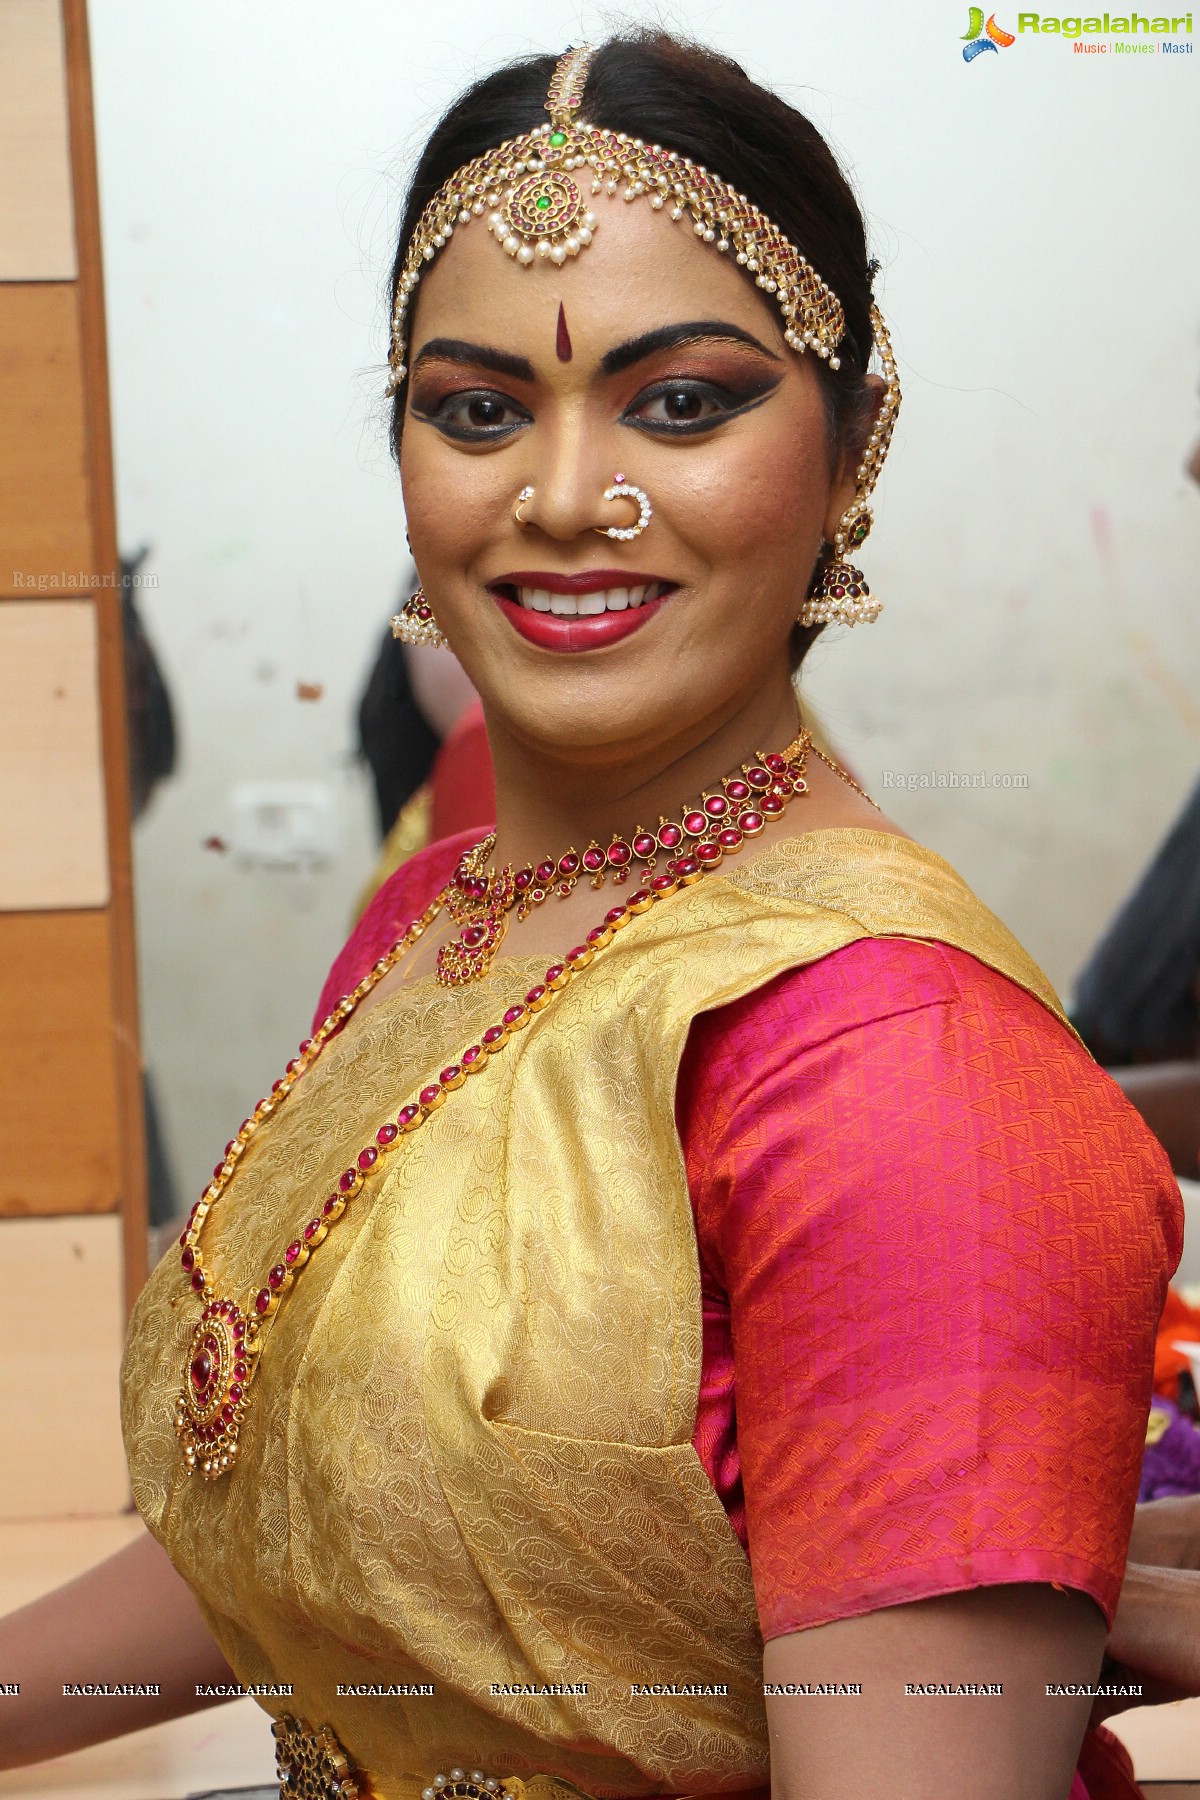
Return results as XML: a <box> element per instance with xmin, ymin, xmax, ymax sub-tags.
<box><xmin>121</xmin><ymin>544</ymin><xmax>176</xmax><ymax>821</ymax></box>
<box><xmin>385</xmin><ymin>31</ymin><xmax>881</xmax><ymax>667</ymax></box>
<box><xmin>1071</xmin><ymin>771</ymin><xmax>1200</xmax><ymax>1065</ymax></box>
<box><xmin>358</xmin><ymin>625</ymin><xmax>442</xmax><ymax>839</ymax></box>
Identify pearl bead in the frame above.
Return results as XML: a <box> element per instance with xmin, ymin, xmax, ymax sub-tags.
<box><xmin>550</xmin><ymin>243</ymin><xmax>567</xmax><ymax>263</ymax></box>
<box><xmin>536</xmin><ymin>239</ymin><xmax>552</xmax><ymax>258</ymax></box>
<box><xmin>517</xmin><ymin>245</ymin><xmax>535</xmax><ymax>264</ymax></box>
<box><xmin>503</xmin><ymin>236</ymin><xmax>519</xmax><ymax>255</ymax></box>
<box><xmin>577</xmin><ymin>227</ymin><xmax>592</xmax><ymax>246</ymax></box>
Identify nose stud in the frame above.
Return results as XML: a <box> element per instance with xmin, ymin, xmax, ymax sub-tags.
<box><xmin>513</xmin><ymin>485</ymin><xmax>535</xmax><ymax>527</ymax></box>
<box><xmin>593</xmin><ymin>474</ymin><xmax>652</xmax><ymax>541</ymax></box>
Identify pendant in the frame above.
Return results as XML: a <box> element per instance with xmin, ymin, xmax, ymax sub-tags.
<box><xmin>435</xmin><ymin>907</ymin><xmax>510</xmax><ymax>986</ymax></box>
<box><xmin>174</xmin><ymin>1297</ymin><xmax>257</xmax><ymax>1479</ymax></box>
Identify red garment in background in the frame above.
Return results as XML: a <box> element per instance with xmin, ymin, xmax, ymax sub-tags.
<box><xmin>318</xmin><ymin>838</ymin><xmax>1180</xmax><ymax>1800</ymax></box>
<box><xmin>428</xmin><ymin>700</ymin><xmax>495</xmax><ymax>843</ymax></box>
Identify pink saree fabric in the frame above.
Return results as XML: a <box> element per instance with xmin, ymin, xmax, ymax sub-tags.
<box><xmin>318</xmin><ymin>839</ymin><xmax>1180</xmax><ymax>1800</ymax></box>
<box><xmin>675</xmin><ymin>934</ymin><xmax>1179</xmax><ymax>1640</ymax></box>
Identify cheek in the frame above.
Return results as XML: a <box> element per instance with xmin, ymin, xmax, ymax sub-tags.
<box><xmin>399</xmin><ymin>433</ymin><xmax>505</xmax><ymax>570</ymax></box>
<box><xmin>663</xmin><ymin>411</ymin><xmax>830</xmax><ymax>567</ymax></box>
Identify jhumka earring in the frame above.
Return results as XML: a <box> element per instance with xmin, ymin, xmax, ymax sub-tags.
<box><xmin>390</xmin><ymin>587</ymin><xmax>449</xmax><ymax>648</ymax></box>
<box><xmin>800</xmin><ymin>304</ymin><xmax>901</xmax><ymax>628</ymax></box>
<box><xmin>593</xmin><ymin>474</ymin><xmax>652</xmax><ymax>541</ymax></box>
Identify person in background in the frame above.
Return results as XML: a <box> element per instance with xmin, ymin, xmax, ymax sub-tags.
<box><xmin>356</xmin><ymin>571</ymin><xmax>489</xmax><ymax>912</ymax></box>
<box><xmin>123</xmin><ymin>544</ymin><xmax>179</xmax><ymax>1229</ymax></box>
<box><xmin>1071</xmin><ymin>431</ymin><xmax>1200</xmax><ymax>1178</ymax></box>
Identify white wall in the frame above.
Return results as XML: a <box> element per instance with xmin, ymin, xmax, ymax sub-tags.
<box><xmin>89</xmin><ymin>0</ymin><xmax>1200</xmax><ymax>1206</ymax></box>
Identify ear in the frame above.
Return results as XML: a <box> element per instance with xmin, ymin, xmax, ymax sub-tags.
<box><xmin>820</xmin><ymin>372</ymin><xmax>887</xmax><ymax>545</ymax></box>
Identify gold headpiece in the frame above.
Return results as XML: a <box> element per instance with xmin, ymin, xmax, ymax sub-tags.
<box><xmin>388</xmin><ymin>45</ymin><xmax>851</xmax><ymax>394</ymax></box>
<box><xmin>390</xmin><ymin>46</ymin><xmax>901</xmax><ymax>623</ymax></box>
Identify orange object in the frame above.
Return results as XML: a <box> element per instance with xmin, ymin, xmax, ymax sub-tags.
<box><xmin>1153</xmin><ymin>1283</ymin><xmax>1200</xmax><ymax>1403</ymax></box>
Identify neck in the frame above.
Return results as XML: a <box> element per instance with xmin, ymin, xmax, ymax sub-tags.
<box><xmin>482</xmin><ymin>673</ymin><xmax>803</xmax><ymax>868</ymax></box>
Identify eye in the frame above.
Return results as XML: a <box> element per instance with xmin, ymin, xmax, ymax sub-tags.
<box><xmin>622</xmin><ymin>373</ymin><xmax>779</xmax><ymax>437</ymax></box>
<box><xmin>411</xmin><ymin>386</ymin><xmax>530</xmax><ymax>442</ymax></box>
<box><xmin>629</xmin><ymin>382</ymin><xmax>727</xmax><ymax>429</ymax></box>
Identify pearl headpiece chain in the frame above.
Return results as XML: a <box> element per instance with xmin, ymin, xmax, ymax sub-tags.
<box><xmin>387</xmin><ymin>45</ymin><xmax>868</xmax><ymax>398</ymax></box>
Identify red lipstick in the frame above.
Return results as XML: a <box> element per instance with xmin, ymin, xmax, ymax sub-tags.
<box><xmin>488</xmin><ymin>569</ymin><xmax>676</xmax><ymax>654</ymax></box>
<box><xmin>494</xmin><ymin>594</ymin><xmax>667</xmax><ymax>652</ymax></box>
<box><xmin>492</xmin><ymin>569</ymin><xmax>664</xmax><ymax>595</ymax></box>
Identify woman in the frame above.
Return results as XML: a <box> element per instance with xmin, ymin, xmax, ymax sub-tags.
<box><xmin>0</xmin><ymin>33</ymin><xmax>1185</xmax><ymax>1800</ymax></box>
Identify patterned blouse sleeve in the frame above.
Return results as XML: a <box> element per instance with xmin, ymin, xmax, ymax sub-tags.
<box><xmin>679</xmin><ymin>935</ymin><xmax>1182</xmax><ymax>1641</ymax></box>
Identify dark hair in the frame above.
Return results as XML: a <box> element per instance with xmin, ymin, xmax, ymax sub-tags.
<box><xmin>387</xmin><ymin>31</ymin><xmax>880</xmax><ymax>656</ymax></box>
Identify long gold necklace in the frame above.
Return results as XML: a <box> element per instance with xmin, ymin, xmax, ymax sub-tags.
<box><xmin>174</xmin><ymin>731</ymin><xmax>848</xmax><ymax>1479</ymax></box>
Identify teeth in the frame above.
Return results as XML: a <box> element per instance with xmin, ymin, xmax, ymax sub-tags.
<box><xmin>515</xmin><ymin>583</ymin><xmax>664</xmax><ymax>615</ymax></box>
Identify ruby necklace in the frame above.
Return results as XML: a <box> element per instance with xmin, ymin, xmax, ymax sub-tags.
<box><xmin>174</xmin><ymin>731</ymin><xmax>822</xmax><ymax>1479</ymax></box>
<box><xmin>436</xmin><ymin>732</ymin><xmax>814</xmax><ymax>985</ymax></box>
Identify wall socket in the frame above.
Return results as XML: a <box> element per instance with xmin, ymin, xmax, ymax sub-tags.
<box><xmin>229</xmin><ymin>781</ymin><xmax>337</xmax><ymax>872</ymax></box>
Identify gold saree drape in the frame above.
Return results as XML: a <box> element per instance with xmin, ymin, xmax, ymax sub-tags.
<box><xmin>121</xmin><ymin>832</ymin><xmax>1063</xmax><ymax>1799</ymax></box>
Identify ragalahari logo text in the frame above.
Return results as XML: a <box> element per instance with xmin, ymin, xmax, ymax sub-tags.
<box><xmin>962</xmin><ymin>7</ymin><xmax>1018</xmax><ymax>55</ymax></box>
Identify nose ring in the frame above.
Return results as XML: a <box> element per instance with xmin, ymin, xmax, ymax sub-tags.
<box><xmin>594</xmin><ymin>474</ymin><xmax>652</xmax><ymax>541</ymax></box>
<box><xmin>514</xmin><ymin>485</ymin><xmax>535</xmax><ymax>528</ymax></box>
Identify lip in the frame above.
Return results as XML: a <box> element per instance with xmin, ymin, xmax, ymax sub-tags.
<box><xmin>490</xmin><ymin>568</ymin><xmax>667</xmax><ymax>596</ymax></box>
<box><xmin>493</xmin><ymin>592</ymin><xmax>669</xmax><ymax>652</ymax></box>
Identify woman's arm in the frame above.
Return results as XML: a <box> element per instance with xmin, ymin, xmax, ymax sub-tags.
<box><xmin>765</xmin><ymin>1583</ymin><xmax>1105</xmax><ymax>1800</ymax></box>
<box><xmin>0</xmin><ymin>1525</ymin><xmax>236</xmax><ymax>1770</ymax></box>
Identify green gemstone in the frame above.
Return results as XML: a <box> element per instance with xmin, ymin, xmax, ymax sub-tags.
<box><xmin>535</xmin><ymin>195</ymin><xmax>552</xmax><ymax>210</ymax></box>
<box><xmin>548</xmin><ymin>130</ymin><xmax>567</xmax><ymax>146</ymax></box>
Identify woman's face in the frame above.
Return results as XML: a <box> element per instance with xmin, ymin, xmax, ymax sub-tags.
<box><xmin>400</xmin><ymin>187</ymin><xmax>856</xmax><ymax>768</ymax></box>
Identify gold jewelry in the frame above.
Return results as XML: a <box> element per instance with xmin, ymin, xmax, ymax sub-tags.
<box><xmin>391</xmin><ymin>586</ymin><xmax>449</xmax><ymax>648</ymax></box>
<box><xmin>435</xmin><ymin>734</ymin><xmax>812</xmax><ymax>986</ymax></box>
<box><xmin>800</xmin><ymin>303</ymin><xmax>901</xmax><ymax>628</ymax></box>
<box><xmin>513</xmin><ymin>484</ymin><xmax>535</xmax><ymax>527</ymax></box>
<box><xmin>173</xmin><ymin>728</ymin><xmax>847</xmax><ymax>1478</ymax></box>
<box><xmin>387</xmin><ymin>47</ymin><xmax>850</xmax><ymax>396</ymax></box>
<box><xmin>592</xmin><ymin>473</ymin><xmax>651</xmax><ymax>541</ymax></box>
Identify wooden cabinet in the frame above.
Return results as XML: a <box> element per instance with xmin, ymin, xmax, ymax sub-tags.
<box><xmin>0</xmin><ymin>0</ymin><xmax>146</xmax><ymax>1516</ymax></box>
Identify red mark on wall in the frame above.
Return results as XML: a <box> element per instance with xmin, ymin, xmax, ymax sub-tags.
<box><xmin>556</xmin><ymin>303</ymin><xmax>572</xmax><ymax>363</ymax></box>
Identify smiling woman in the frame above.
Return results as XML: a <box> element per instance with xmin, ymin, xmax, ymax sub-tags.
<box><xmin>0</xmin><ymin>28</ymin><xmax>1183</xmax><ymax>1800</ymax></box>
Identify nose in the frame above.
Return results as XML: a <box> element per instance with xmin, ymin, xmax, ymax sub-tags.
<box><xmin>515</xmin><ymin>426</ymin><xmax>621</xmax><ymax>542</ymax></box>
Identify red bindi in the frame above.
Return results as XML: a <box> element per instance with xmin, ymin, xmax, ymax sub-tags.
<box><xmin>555</xmin><ymin>302</ymin><xmax>572</xmax><ymax>363</ymax></box>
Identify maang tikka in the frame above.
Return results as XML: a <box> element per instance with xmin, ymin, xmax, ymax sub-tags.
<box><xmin>387</xmin><ymin>45</ymin><xmax>902</xmax><ymax>627</ymax></box>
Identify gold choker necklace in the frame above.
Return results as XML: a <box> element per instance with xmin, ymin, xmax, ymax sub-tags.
<box><xmin>437</xmin><ymin>733</ymin><xmax>813</xmax><ymax>985</ymax></box>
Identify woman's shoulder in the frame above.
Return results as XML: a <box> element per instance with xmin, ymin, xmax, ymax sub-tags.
<box><xmin>682</xmin><ymin>935</ymin><xmax>1177</xmax><ymax>1188</ymax></box>
<box><xmin>311</xmin><ymin>829</ymin><xmax>479</xmax><ymax>1029</ymax></box>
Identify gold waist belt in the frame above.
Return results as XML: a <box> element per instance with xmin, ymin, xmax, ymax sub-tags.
<box><xmin>271</xmin><ymin>1717</ymin><xmax>594</xmax><ymax>1800</ymax></box>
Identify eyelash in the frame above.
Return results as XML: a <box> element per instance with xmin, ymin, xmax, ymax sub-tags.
<box><xmin>623</xmin><ymin>378</ymin><xmax>776</xmax><ymax>437</ymax></box>
<box><xmin>410</xmin><ymin>375</ymin><xmax>778</xmax><ymax>445</ymax></box>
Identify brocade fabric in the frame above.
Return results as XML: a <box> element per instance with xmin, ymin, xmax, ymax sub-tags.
<box><xmin>123</xmin><ymin>830</ymin><xmax>1179</xmax><ymax>1800</ymax></box>
<box><xmin>677</xmin><ymin>935</ymin><xmax>1179</xmax><ymax>1634</ymax></box>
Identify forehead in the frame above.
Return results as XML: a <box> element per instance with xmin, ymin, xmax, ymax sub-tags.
<box><xmin>407</xmin><ymin>190</ymin><xmax>790</xmax><ymax>356</ymax></box>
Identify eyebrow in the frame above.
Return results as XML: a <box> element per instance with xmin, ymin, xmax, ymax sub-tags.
<box><xmin>410</xmin><ymin>337</ymin><xmax>535</xmax><ymax>382</ymax></box>
<box><xmin>410</xmin><ymin>319</ymin><xmax>783</xmax><ymax>387</ymax></box>
<box><xmin>601</xmin><ymin>319</ymin><xmax>783</xmax><ymax>376</ymax></box>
